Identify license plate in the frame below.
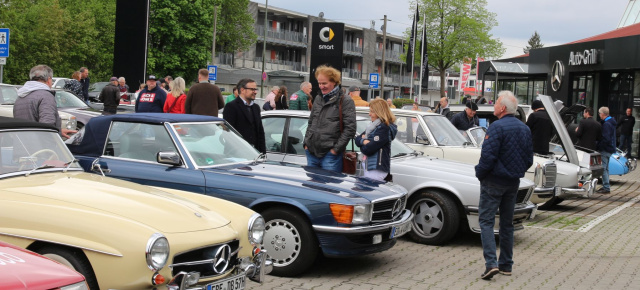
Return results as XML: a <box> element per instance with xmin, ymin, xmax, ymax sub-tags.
<box><xmin>206</xmin><ymin>274</ymin><xmax>246</xmax><ymax>290</ymax></box>
<box><xmin>389</xmin><ymin>220</ymin><xmax>412</xmax><ymax>239</ymax></box>
<box><xmin>554</xmin><ymin>186</ymin><xmax>562</xmax><ymax>196</ymax></box>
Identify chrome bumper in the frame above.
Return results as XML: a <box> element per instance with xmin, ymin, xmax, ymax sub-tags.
<box><xmin>560</xmin><ymin>178</ymin><xmax>598</xmax><ymax>197</ymax></box>
<box><xmin>312</xmin><ymin>209</ymin><xmax>413</xmax><ymax>234</ymax></box>
<box><xmin>466</xmin><ymin>202</ymin><xmax>537</xmax><ymax>233</ymax></box>
<box><xmin>166</xmin><ymin>250</ymin><xmax>273</xmax><ymax>289</ymax></box>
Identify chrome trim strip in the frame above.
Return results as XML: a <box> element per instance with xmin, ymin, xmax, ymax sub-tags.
<box><xmin>170</xmin><ymin>239</ymin><xmax>239</xmax><ymax>258</ymax></box>
<box><xmin>0</xmin><ymin>168</ymin><xmax>83</xmax><ymax>179</ymax></box>
<box><xmin>0</xmin><ymin>232</ymin><xmax>122</xmax><ymax>257</ymax></box>
<box><xmin>370</xmin><ymin>193</ymin><xmax>406</xmax><ymax>203</ymax></box>
<box><xmin>312</xmin><ymin>209</ymin><xmax>412</xmax><ymax>234</ymax></box>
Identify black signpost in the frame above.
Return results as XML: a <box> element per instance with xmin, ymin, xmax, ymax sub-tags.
<box><xmin>309</xmin><ymin>22</ymin><xmax>344</xmax><ymax>98</ymax></box>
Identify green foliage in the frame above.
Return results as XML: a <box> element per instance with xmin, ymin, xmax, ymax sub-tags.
<box><xmin>406</xmin><ymin>0</ymin><xmax>504</xmax><ymax>97</ymax></box>
<box><xmin>148</xmin><ymin>0</ymin><xmax>256</xmax><ymax>83</ymax></box>
<box><xmin>393</xmin><ymin>98</ymin><xmax>415</xmax><ymax>109</ymax></box>
<box><xmin>524</xmin><ymin>31</ymin><xmax>543</xmax><ymax>53</ymax></box>
<box><xmin>0</xmin><ymin>0</ymin><xmax>115</xmax><ymax>84</ymax></box>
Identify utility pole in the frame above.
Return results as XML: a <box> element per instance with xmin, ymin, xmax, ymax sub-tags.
<box><xmin>260</xmin><ymin>0</ymin><xmax>269</xmax><ymax>99</ymax></box>
<box><xmin>211</xmin><ymin>5</ymin><xmax>218</xmax><ymax>66</ymax></box>
<box><xmin>380</xmin><ymin>15</ymin><xmax>387</xmax><ymax>98</ymax></box>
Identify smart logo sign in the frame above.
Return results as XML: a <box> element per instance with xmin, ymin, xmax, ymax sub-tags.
<box><xmin>309</xmin><ymin>22</ymin><xmax>344</xmax><ymax>97</ymax></box>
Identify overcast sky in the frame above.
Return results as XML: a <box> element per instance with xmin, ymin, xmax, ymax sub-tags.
<box><xmin>254</xmin><ymin>0</ymin><xmax>630</xmax><ymax>58</ymax></box>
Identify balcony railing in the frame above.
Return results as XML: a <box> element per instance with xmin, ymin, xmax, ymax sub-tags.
<box><xmin>256</xmin><ymin>25</ymin><xmax>307</xmax><ymax>46</ymax></box>
<box><xmin>342</xmin><ymin>68</ymin><xmax>362</xmax><ymax>79</ymax></box>
<box><xmin>253</xmin><ymin>57</ymin><xmax>307</xmax><ymax>72</ymax></box>
<box><xmin>343</xmin><ymin>42</ymin><xmax>363</xmax><ymax>54</ymax></box>
<box><xmin>216</xmin><ymin>53</ymin><xmax>234</xmax><ymax>66</ymax></box>
<box><xmin>375</xmin><ymin>50</ymin><xmax>403</xmax><ymax>63</ymax></box>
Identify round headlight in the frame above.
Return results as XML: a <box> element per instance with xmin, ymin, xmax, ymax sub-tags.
<box><xmin>146</xmin><ymin>233</ymin><xmax>170</xmax><ymax>271</ymax></box>
<box><xmin>248</xmin><ymin>213</ymin><xmax>265</xmax><ymax>246</ymax></box>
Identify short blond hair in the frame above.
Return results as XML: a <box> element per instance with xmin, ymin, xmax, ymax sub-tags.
<box><xmin>369</xmin><ymin>98</ymin><xmax>396</xmax><ymax>126</ymax></box>
<box><xmin>314</xmin><ymin>65</ymin><xmax>341</xmax><ymax>86</ymax></box>
<box><xmin>170</xmin><ymin>77</ymin><xmax>186</xmax><ymax>96</ymax></box>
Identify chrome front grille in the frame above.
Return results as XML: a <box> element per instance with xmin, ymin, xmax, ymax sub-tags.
<box><xmin>170</xmin><ymin>240</ymin><xmax>239</xmax><ymax>279</ymax></box>
<box><xmin>542</xmin><ymin>162</ymin><xmax>557</xmax><ymax>188</ymax></box>
<box><xmin>372</xmin><ymin>196</ymin><xmax>407</xmax><ymax>222</ymax></box>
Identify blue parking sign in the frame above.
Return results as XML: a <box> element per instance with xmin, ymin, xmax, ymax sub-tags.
<box><xmin>0</xmin><ymin>29</ymin><xmax>9</xmax><ymax>58</ymax></box>
<box><xmin>369</xmin><ymin>73</ymin><xmax>379</xmax><ymax>89</ymax></box>
<box><xmin>208</xmin><ymin>65</ymin><xmax>217</xmax><ymax>81</ymax></box>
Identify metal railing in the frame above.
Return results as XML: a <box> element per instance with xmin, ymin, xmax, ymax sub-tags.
<box><xmin>342</xmin><ymin>68</ymin><xmax>362</xmax><ymax>79</ymax></box>
<box><xmin>343</xmin><ymin>42</ymin><xmax>363</xmax><ymax>54</ymax></box>
<box><xmin>216</xmin><ymin>53</ymin><xmax>234</xmax><ymax>66</ymax></box>
<box><xmin>375</xmin><ymin>50</ymin><xmax>403</xmax><ymax>62</ymax></box>
<box><xmin>254</xmin><ymin>57</ymin><xmax>307</xmax><ymax>72</ymax></box>
<box><xmin>256</xmin><ymin>25</ymin><xmax>307</xmax><ymax>45</ymax></box>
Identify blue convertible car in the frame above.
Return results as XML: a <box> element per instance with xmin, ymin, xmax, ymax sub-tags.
<box><xmin>66</xmin><ymin>113</ymin><xmax>412</xmax><ymax>277</ymax></box>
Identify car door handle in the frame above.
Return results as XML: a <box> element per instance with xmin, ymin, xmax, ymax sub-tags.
<box><xmin>91</xmin><ymin>163</ymin><xmax>111</xmax><ymax>175</ymax></box>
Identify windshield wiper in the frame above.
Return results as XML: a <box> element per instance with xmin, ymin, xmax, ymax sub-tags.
<box><xmin>63</xmin><ymin>159</ymin><xmax>79</xmax><ymax>173</ymax></box>
<box><xmin>462</xmin><ymin>141</ymin><xmax>474</xmax><ymax>147</ymax></box>
<box><xmin>392</xmin><ymin>153</ymin><xmax>408</xmax><ymax>158</ymax></box>
<box><xmin>253</xmin><ymin>152</ymin><xmax>267</xmax><ymax>164</ymax></box>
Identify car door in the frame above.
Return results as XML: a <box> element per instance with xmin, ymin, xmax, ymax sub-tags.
<box><xmin>262</xmin><ymin>116</ymin><xmax>287</xmax><ymax>162</ymax></box>
<box><xmin>93</xmin><ymin>121</ymin><xmax>207</xmax><ymax>194</ymax></box>
<box><xmin>281</xmin><ymin>117</ymin><xmax>309</xmax><ymax>165</ymax></box>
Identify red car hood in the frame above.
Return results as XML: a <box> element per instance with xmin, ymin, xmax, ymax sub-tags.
<box><xmin>0</xmin><ymin>241</ymin><xmax>85</xmax><ymax>289</ymax></box>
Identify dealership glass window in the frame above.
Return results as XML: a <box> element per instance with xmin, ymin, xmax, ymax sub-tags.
<box><xmin>515</xmin><ymin>81</ymin><xmax>528</xmax><ymax>104</ymax></box>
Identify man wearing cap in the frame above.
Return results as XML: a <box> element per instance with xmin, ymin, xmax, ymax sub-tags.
<box><xmin>135</xmin><ymin>75</ymin><xmax>167</xmax><ymax>113</ymax></box>
<box><xmin>450</xmin><ymin>102</ymin><xmax>479</xmax><ymax>131</ymax></box>
<box><xmin>99</xmin><ymin>77</ymin><xmax>121</xmax><ymax>115</ymax></box>
<box><xmin>526</xmin><ymin>99</ymin><xmax>554</xmax><ymax>155</ymax></box>
<box><xmin>185</xmin><ymin>69</ymin><xmax>224</xmax><ymax>117</ymax></box>
<box><xmin>348</xmin><ymin>86</ymin><xmax>369</xmax><ymax>107</ymax></box>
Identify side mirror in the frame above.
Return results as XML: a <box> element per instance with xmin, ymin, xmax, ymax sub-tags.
<box><xmin>157</xmin><ymin>151</ymin><xmax>181</xmax><ymax>166</ymax></box>
<box><xmin>415</xmin><ymin>135</ymin><xmax>430</xmax><ymax>145</ymax></box>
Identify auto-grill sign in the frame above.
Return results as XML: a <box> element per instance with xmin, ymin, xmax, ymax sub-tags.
<box><xmin>568</xmin><ymin>49</ymin><xmax>599</xmax><ymax>66</ymax></box>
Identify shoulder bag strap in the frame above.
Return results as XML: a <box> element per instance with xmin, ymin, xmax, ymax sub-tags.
<box><xmin>338</xmin><ymin>95</ymin><xmax>354</xmax><ymax>152</ymax></box>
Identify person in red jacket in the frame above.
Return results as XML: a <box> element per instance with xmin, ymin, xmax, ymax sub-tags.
<box><xmin>163</xmin><ymin>77</ymin><xmax>187</xmax><ymax>114</ymax></box>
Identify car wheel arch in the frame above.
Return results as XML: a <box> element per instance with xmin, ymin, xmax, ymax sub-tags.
<box><xmin>27</xmin><ymin>242</ymin><xmax>100</xmax><ymax>289</ymax></box>
<box><xmin>408</xmin><ymin>187</ymin><xmax>467</xmax><ymax>217</ymax></box>
<box><xmin>249</xmin><ymin>198</ymin><xmax>314</xmax><ymax>222</ymax></box>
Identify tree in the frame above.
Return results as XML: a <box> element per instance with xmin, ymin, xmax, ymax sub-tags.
<box><xmin>524</xmin><ymin>31</ymin><xmax>543</xmax><ymax>53</ymax></box>
<box><xmin>408</xmin><ymin>0</ymin><xmax>504</xmax><ymax>99</ymax></box>
<box><xmin>148</xmin><ymin>0</ymin><xmax>256</xmax><ymax>83</ymax></box>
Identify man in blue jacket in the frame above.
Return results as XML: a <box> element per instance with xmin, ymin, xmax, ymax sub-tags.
<box><xmin>596</xmin><ymin>107</ymin><xmax>617</xmax><ymax>194</ymax></box>
<box><xmin>135</xmin><ymin>75</ymin><xmax>167</xmax><ymax>113</ymax></box>
<box><xmin>475</xmin><ymin>90</ymin><xmax>533</xmax><ymax>280</ymax></box>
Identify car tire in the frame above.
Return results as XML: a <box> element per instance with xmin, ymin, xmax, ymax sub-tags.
<box><xmin>538</xmin><ymin>196</ymin><xmax>564</xmax><ymax>209</ymax></box>
<box><xmin>408</xmin><ymin>190</ymin><xmax>460</xmax><ymax>245</ymax></box>
<box><xmin>37</xmin><ymin>245</ymin><xmax>99</xmax><ymax>290</ymax></box>
<box><xmin>261</xmin><ymin>207</ymin><xmax>318</xmax><ymax>277</ymax></box>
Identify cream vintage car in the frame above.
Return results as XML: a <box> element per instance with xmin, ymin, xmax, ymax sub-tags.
<box><xmin>0</xmin><ymin>117</ymin><xmax>271</xmax><ymax>289</ymax></box>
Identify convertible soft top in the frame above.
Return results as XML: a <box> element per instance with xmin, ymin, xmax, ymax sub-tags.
<box><xmin>0</xmin><ymin>116</ymin><xmax>58</xmax><ymax>131</ymax></box>
<box><xmin>67</xmin><ymin>113</ymin><xmax>223</xmax><ymax>157</ymax></box>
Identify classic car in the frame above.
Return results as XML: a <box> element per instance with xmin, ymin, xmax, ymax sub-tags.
<box><xmin>0</xmin><ymin>240</ymin><xmax>88</xmax><ymax>290</ymax></box>
<box><xmin>609</xmin><ymin>149</ymin><xmax>637</xmax><ymax>175</ymax></box>
<box><xmin>261</xmin><ymin>110</ymin><xmax>537</xmax><ymax>245</ymax></box>
<box><xmin>0</xmin><ymin>117</ymin><xmax>270</xmax><ymax>289</ymax></box>
<box><xmin>88</xmin><ymin>82</ymin><xmax>109</xmax><ymax>102</ymax></box>
<box><xmin>52</xmin><ymin>77</ymin><xmax>71</xmax><ymax>89</ymax></box>
<box><xmin>65</xmin><ymin>113</ymin><xmax>413</xmax><ymax>277</ymax></box>
<box><xmin>354</xmin><ymin>107</ymin><xmax>571</xmax><ymax>208</ymax></box>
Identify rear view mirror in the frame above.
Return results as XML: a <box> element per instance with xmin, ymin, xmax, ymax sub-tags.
<box><xmin>157</xmin><ymin>151</ymin><xmax>181</xmax><ymax>166</ymax></box>
<box><xmin>415</xmin><ymin>135</ymin><xmax>430</xmax><ymax>145</ymax></box>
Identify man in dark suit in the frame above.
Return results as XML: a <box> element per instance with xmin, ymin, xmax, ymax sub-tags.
<box><xmin>575</xmin><ymin>107</ymin><xmax>601</xmax><ymax>150</ymax></box>
<box><xmin>223</xmin><ymin>78</ymin><xmax>266</xmax><ymax>153</ymax></box>
<box><xmin>526</xmin><ymin>100</ymin><xmax>554</xmax><ymax>155</ymax></box>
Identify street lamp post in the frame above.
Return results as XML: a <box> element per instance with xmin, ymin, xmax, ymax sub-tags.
<box><xmin>380</xmin><ymin>15</ymin><xmax>387</xmax><ymax>99</ymax></box>
<box><xmin>260</xmin><ymin>0</ymin><xmax>268</xmax><ymax>99</ymax></box>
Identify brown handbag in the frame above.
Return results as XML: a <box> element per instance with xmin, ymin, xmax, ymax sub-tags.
<box><xmin>339</xmin><ymin>95</ymin><xmax>357</xmax><ymax>174</ymax></box>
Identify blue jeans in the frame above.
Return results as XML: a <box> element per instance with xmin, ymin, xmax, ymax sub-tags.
<box><xmin>479</xmin><ymin>180</ymin><xmax>519</xmax><ymax>271</ymax></box>
<box><xmin>305</xmin><ymin>149</ymin><xmax>343</xmax><ymax>173</ymax></box>
<box><xmin>601</xmin><ymin>151</ymin><xmax>612</xmax><ymax>191</ymax></box>
<box><xmin>620</xmin><ymin>134</ymin><xmax>632</xmax><ymax>154</ymax></box>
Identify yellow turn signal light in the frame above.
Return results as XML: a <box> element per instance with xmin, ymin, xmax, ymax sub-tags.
<box><xmin>330</xmin><ymin>204</ymin><xmax>354</xmax><ymax>224</ymax></box>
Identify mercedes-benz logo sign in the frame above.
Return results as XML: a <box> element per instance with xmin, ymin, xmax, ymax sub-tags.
<box><xmin>391</xmin><ymin>199</ymin><xmax>402</xmax><ymax>217</ymax></box>
<box><xmin>551</xmin><ymin>60</ymin><xmax>564</xmax><ymax>92</ymax></box>
<box><xmin>213</xmin><ymin>244</ymin><xmax>231</xmax><ymax>274</ymax></box>
<box><xmin>319</xmin><ymin>27</ymin><xmax>334</xmax><ymax>42</ymax></box>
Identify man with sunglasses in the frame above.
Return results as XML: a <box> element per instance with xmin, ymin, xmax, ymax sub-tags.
<box><xmin>185</xmin><ymin>68</ymin><xmax>224</xmax><ymax>117</ymax></box>
<box><xmin>223</xmin><ymin>78</ymin><xmax>266</xmax><ymax>153</ymax></box>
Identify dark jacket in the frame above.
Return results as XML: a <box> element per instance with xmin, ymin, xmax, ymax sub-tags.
<box><xmin>449</xmin><ymin>111</ymin><xmax>479</xmax><ymax>131</ymax></box>
<box><xmin>80</xmin><ymin>77</ymin><xmax>90</xmax><ymax>101</ymax></box>
<box><xmin>575</xmin><ymin>117</ymin><xmax>602</xmax><ymax>150</ymax></box>
<box><xmin>185</xmin><ymin>82</ymin><xmax>224</xmax><ymax>117</ymax></box>
<box><xmin>99</xmin><ymin>83</ymin><xmax>120</xmax><ymax>111</ymax></box>
<box><xmin>355</xmin><ymin>123</ymin><xmax>398</xmax><ymax>173</ymax></box>
<box><xmin>475</xmin><ymin>114</ymin><xmax>533</xmax><ymax>187</ymax></box>
<box><xmin>597</xmin><ymin>116</ymin><xmax>617</xmax><ymax>153</ymax></box>
<box><xmin>289</xmin><ymin>90</ymin><xmax>310</xmax><ymax>110</ymax></box>
<box><xmin>223</xmin><ymin>97</ymin><xmax>266</xmax><ymax>154</ymax></box>
<box><xmin>526</xmin><ymin>109</ymin><xmax>554</xmax><ymax>155</ymax></box>
<box><xmin>617</xmin><ymin>114</ymin><xmax>635</xmax><ymax>136</ymax></box>
<box><xmin>135</xmin><ymin>85</ymin><xmax>167</xmax><ymax>113</ymax></box>
<box><xmin>304</xmin><ymin>90</ymin><xmax>356</xmax><ymax>158</ymax></box>
<box><xmin>63</xmin><ymin>79</ymin><xmax>83</xmax><ymax>98</ymax></box>
<box><xmin>437</xmin><ymin>106</ymin><xmax>450</xmax><ymax>118</ymax></box>
<box><xmin>275</xmin><ymin>95</ymin><xmax>288</xmax><ymax>110</ymax></box>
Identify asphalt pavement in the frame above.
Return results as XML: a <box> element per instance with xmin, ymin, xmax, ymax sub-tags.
<box><xmin>257</xmin><ymin>168</ymin><xmax>640</xmax><ymax>289</ymax></box>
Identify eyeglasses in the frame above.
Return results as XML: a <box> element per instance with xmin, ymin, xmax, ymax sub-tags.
<box><xmin>244</xmin><ymin>87</ymin><xmax>258</xmax><ymax>91</ymax></box>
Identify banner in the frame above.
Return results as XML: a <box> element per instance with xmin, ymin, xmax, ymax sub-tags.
<box><xmin>459</xmin><ymin>58</ymin><xmax>472</xmax><ymax>91</ymax></box>
<box><xmin>420</xmin><ymin>21</ymin><xmax>429</xmax><ymax>89</ymax></box>
<box><xmin>475</xmin><ymin>57</ymin><xmax>484</xmax><ymax>91</ymax></box>
<box><xmin>406</xmin><ymin>5</ymin><xmax>419</xmax><ymax>73</ymax></box>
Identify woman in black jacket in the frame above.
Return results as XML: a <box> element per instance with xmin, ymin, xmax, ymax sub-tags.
<box><xmin>275</xmin><ymin>86</ymin><xmax>289</xmax><ymax>110</ymax></box>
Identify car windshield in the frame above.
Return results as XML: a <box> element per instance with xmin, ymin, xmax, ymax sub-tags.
<box><xmin>1</xmin><ymin>85</ymin><xmax>19</xmax><ymax>104</ymax></box>
<box><xmin>356</xmin><ymin>120</ymin><xmax>417</xmax><ymax>157</ymax></box>
<box><xmin>56</xmin><ymin>91</ymin><xmax>88</xmax><ymax>109</ymax></box>
<box><xmin>0</xmin><ymin>130</ymin><xmax>79</xmax><ymax>175</ymax></box>
<box><xmin>171</xmin><ymin>122</ymin><xmax>259</xmax><ymax>167</ymax></box>
<box><xmin>89</xmin><ymin>82</ymin><xmax>108</xmax><ymax>92</ymax></box>
<box><xmin>422</xmin><ymin>115</ymin><xmax>469</xmax><ymax>146</ymax></box>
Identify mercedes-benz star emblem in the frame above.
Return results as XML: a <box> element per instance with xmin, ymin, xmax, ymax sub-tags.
<box><xmin>391</xmin><ymin>199</ymin><xmax>402</xmax><ymax>218</ymax></box>
<box><xmin>551</xmin><ymin>60</ymin><xmax>564</xmax><ymax>92</ymax></box>
<box><xmin>213</xmin><ymin>244</ymin><xmax>231</xmax><ymax>274</ymax></box>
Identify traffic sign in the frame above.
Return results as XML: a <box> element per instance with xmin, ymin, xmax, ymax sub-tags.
<box><xmin>262</xmin><ymin>72</ymin><xmax>267</xmax><ymax>81</ymax></box>
<box><xmin>207</xmin><ymin>65</ymin><xmax>217</xmax><ymax>81</ymax></box>
<box><xmin>0</xmin><ymin>29</ymin><xmax>9</xmax><ymax>58</ymax></box>
<box><xmin>0</xmin><ymin>58</ymin><xmax>6</xmax><ymax>65</ymax></box>
<box><xmin>369</xmin><ymin>73</ymin><xmax>379</xmax><ymax>89</ymax></box>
